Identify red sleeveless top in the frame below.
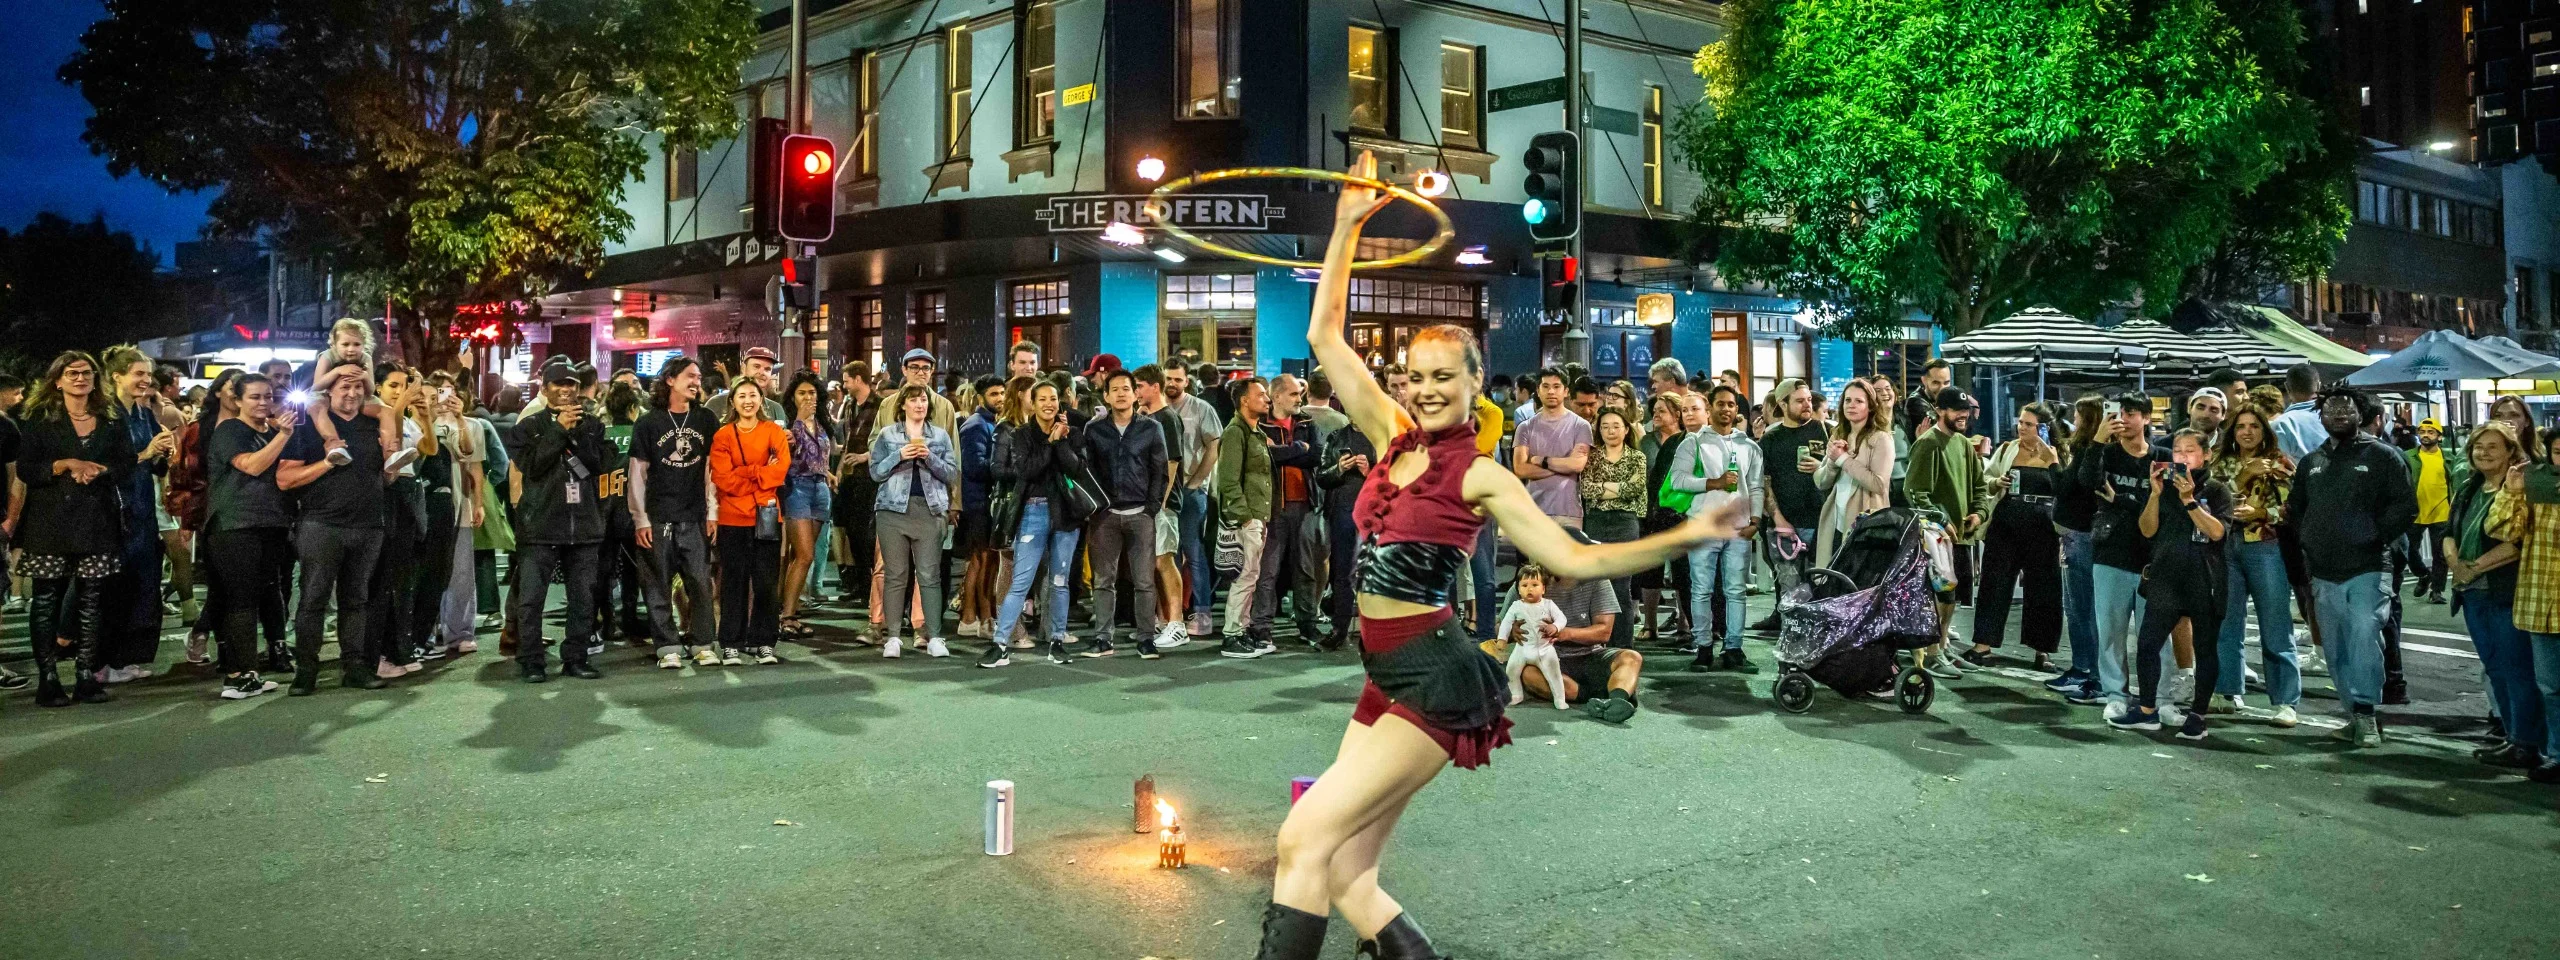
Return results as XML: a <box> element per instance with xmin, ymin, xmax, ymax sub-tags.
<box><xmin>1353</xmin><ymin>420</ymin><xmax>1486</xmax><ymax>551</ymax></box>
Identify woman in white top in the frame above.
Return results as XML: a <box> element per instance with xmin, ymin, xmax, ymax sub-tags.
<box><xmin>1812</xmin><ymin>379</ymin><xmax>1896</xmax><ymax>568</ymax></box>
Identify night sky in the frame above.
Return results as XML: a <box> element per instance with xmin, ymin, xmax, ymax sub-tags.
<box><xmin>0</xmin><ymin>1</ymin><xmax>213</xmax><ymax>265</ymax></box>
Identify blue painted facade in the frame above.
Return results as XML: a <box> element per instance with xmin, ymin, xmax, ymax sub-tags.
<box><xmin>545</xmin><ymin>0</ymin><xmax>1876</xmax><ymax>387</ymax></box>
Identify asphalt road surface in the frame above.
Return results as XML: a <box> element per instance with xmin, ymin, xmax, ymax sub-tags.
<box><xmin>1</xmin><ymin>584</ymin><xmax>2553</xmax><ymax>960</ymax></box>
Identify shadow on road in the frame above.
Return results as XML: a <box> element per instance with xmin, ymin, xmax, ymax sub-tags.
<box><xmin>0</xmin><ymin>679</ymin><xmax>415</xmax><ymax>826</ymax></box>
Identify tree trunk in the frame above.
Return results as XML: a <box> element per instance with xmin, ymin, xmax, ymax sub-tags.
<box><xmin>388</xmin><ymin>301</ymin><xmax>465</xmax><ymax>373</ymax></box>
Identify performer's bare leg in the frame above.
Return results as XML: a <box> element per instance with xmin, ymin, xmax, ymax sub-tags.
<box><xmin>1272</xmin><ymin>713</ymin><xmax>1445</xmax><ymax>926</ymax></box>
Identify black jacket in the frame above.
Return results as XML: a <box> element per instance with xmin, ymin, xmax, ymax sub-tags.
<box><xmin>2286</xmin><ymin>433</ymin><xmax>2419</xmax><ymax>582</ymax></box>
<box><xmin>16</xmin><ymin>411</ymin><xmax>137</xmax><ymax>558</ymax></box>
<box><xmin>2052</xmin><ymin>442</ymin><xmax>2100</xmax><ymax>533</ymax></box>
<box><xmin>511</xmin><ymin>409</ymin><xmax>614</xmax><ymax>545</ymax></box>
<box><xmin>995</xmin><ymin>417</ymin><xmax>1094</xmax><ymax>529</ymax></box>
<box><xmin>1083</xmin><ymin>412</ymin><xmax>1168</xmax><ymax>512</ymax></box>
<box><xmin>1316</xmin><ymin>426</ymin><xmax>1376</xmax><ymax>522</ymax></box>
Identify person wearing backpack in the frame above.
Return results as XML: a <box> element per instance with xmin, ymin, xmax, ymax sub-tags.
<box><xmin>1668</xmin><ymin>386</ymin><xmax>1763</xmax><ymax>671</ymax></box>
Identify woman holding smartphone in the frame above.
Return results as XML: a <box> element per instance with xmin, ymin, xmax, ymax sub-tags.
<box><xmin>2115</xmin><ymin>429</ymin><xmax>2230</xmax><ymax>741</ymax></box>
<box><xmin>1963</xmin><ymin>402</ymin><xmax>2064</xmax><ymax>670</ymax></box>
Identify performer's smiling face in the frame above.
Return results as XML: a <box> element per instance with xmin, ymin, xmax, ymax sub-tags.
<box><xmin>1403</xmin><ymin>333</ymin><xmax>1478</xmax><ymax>432</ymax></box>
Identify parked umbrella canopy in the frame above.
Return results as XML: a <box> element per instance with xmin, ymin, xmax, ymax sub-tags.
<box><xmin>2183</xmin><ymin>326</ymin><xmax>2306</xmax><ymax>377</ymax></box>
<box><xmin>2344</xmin><ymin>329</ymin><xmax>2560</xmax><ymax>387</ymax></box>
<box><xmin>2108</xmin><ymin>318</ymin><xmax>2232</xmax><ymax>372</ymax></box>
<box><xmin>2470</xmin><ymin>335</ymin><xmax>2560</xmax><ymax>378</ymax></box>
<box><xmin>1940</xmin><ymin>306</ymin><xmax>2146</xmax><ymax>369</ymax></box>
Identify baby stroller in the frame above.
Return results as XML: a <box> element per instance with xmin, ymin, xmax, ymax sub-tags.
<box><xmin>1769</xmin><ymin>507</ymin><xmax>1946</xmax><ymax>714</ymax></box>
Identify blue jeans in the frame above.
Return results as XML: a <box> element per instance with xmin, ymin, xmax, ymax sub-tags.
<box><xmin>1688</xmin><ymin>538</ymin><xmax>1750</xmax><ymax>652</ymax></box>
<box><xmin>2219</xmin><ymin>537</ymin><xmax>2300</xmax><ymax>705</ymax></box>
<box><xmin>995</xmin><ymin>500</ymin><xmax>1081</xmax><ymax>643</ymax></box>
<box><xmin>805</xmin><ymin>519</ymin><xmax>834</xmax><ymax>596</ymax></box>
<box><xmin>1179</xmin><ymin>487</ymin><xmax>1212</xmax><ymax>614</ymax></box>
<box><xmin>1471</xmin><ymin>524</ymin><xmax>1499</xmax><ymax>639</ymax></box>
<box><xmin>2091</xmin><ymin>564</ymin><xmax>2146</xmax><ymax>703</ymax></box>
<box><xmin>2313</xmin><ymin>573</ymin><xmax>2386</xmax><ymax>712</ymax></box>
<box><xmin>2059</xmin><ymin>529</ymin><xmax>2098</xmax><ymax>677</ymax></box>
<box><xmin>2529</xmin><ymin>633</ymin><xmax>2560</xmax><ymax>760</ymax></box>
<box><xmin>2465</xmin><ymin>591</ymin><xmax>2542</xmax><ymax>753</ymax></box>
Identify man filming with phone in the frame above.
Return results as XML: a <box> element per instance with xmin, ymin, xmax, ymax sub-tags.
<box><xmin>1755</xmin><ymin>378</ymin><xmax>1827</xmax><ymax>629</ymax></box>
<box><xmin>2074</xmin><ymin>391</ymin><xmax>2175</xmax><ymax>715</ymax></box>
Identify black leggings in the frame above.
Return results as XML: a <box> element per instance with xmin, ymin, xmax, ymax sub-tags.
<box><xmin>2135</xmin><ymin>580</ymin><xmax>2222</xmax><ymax>714</ymax></box>
<box><xmin>717</xmin><ymin>525</ymin><xmax>782</xmax><ymax>651</ymax></box>
<box><xmin>206</xmin><ymin>527</ymin><xmax>291</xmax><ymax>675</ymax></box>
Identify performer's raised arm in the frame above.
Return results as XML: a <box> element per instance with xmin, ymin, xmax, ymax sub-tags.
<box><xmin>1308</xmin><ymin>152</ymin><xmax>1407</xmax><ymax>452</ymax></box>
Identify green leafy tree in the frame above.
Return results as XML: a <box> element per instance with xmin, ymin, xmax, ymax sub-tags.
<box><xmin>1676</xmin><ymin>0</ymin><xmax>2348</xmax><ymax>338</ymax></box>
<box><xmin>63</xmin><ymin>0</ymin><xmax>758</xmax><ymax>369</ymax></box>
<box><xmin>0</xmin><ymin>212</ymin><xmax>177</xmax><ymax>375</ymax></box>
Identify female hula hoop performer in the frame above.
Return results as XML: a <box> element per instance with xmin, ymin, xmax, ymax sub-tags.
<box><xmin>1254</xmin><ymin>154</ymin><xmax>1743</xmax><ymax>959</ymax></box>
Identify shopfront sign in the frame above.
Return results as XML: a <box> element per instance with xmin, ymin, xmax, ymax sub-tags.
<box><xmin>1636</xmin><ymin>293</ymin><xmax>1675</xmax><ymax>327</ymax></box>
<box><xmin>1037</xmin><ymin>194</ymin><xmax>1287</xmax><ymax>233</ymax></box>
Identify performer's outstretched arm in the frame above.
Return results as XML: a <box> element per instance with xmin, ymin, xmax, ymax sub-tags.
<box><xmin>1466</xmin><ymin>457</ymin><xmax>1740</xmax><ymax>581</ymax></box>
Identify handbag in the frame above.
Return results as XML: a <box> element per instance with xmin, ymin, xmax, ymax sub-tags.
<box><xmin>1657</xmin><ymin>436</ymin><xmax>1707</xmax><ymax>513</ymax></box>
<box><xmin>755</xmin><ymin>501</ymin><xmax>782</xmax><ymax>541</ymax></box>
<box><xmin>1059</xmin><ymin>471</ymin><xmax>1103</xmax><ymax>521</ymax></box>
<box><xmin>989</xmin><ymin>484</ymin><xmax>1023</xmax><ymax>544</ymax></box>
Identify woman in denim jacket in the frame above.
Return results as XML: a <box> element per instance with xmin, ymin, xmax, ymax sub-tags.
<box><xmin>869</xmin><ymin>384</ymin><xmax>959</xmax><ymax>658</ymax></box>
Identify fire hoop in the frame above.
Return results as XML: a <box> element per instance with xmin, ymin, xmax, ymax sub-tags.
<box><xmin>1144</xmin><ymin>167</ymin><xmax>1457</xmax><ymax>271</ymax></box>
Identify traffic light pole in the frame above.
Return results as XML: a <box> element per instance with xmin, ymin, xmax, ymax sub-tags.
<box><xmin>779</xmin><ymin>0</ymin><xmax>813</xmax><ymax>375</ymax></box>
<box><xmin>1561</xmin><ymin>0</ymin><xmax>1590</xmax><ymax>368</ymax></box>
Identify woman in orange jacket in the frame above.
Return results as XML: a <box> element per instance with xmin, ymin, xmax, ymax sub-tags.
<box><xmin>711</xmin><ymin>379</ymin><xmax>791</xmax><ymax>663</ymax></box>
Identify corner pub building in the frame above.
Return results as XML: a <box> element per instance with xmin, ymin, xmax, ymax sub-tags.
<box><xmin>527</xmin><ymin>0</ymin><xmax>1873</xmax><ymax>393</ymax></box>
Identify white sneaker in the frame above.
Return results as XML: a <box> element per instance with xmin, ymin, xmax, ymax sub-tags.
<box><xmin>2269</xmin><ymin>704</ymin><xmax>2299</xmax><ymax>728</ymax></box>
<box><xmin>925</xmin><ymin>638</ymin><xmax>950</xmax><ymax>658</ymax></box>
<box><xmin>2157</xmin><ymin>702</ymin><xmax>2187</xmax><ymax>728</ymax></box>
<box><xmin>2243</xmin><ymin>664</ymin><xmax>2263</xmax><ymax>686</ymax></box>
<box><xmin>1155</xmin><ymin>622</ymin><xmax>1190</xmax><ymax>650</ymax></box>
<box><xmin>376</xmin><ymin>659</ymin><xmax>402</xmax><ymax>679</ymax></box>
<box><xmin>2169</xmin><ymin>667</ymin><xmax>2195</xmax><ymax>704</ymax></box>
<box><xmin>882</xmin><ymin>637</ymin><xmax>903</xmax><ymax>658</ymax></box>
<box><xmin>183</xmin><ymin>632</ymin><xmax>210</xmax><ymax>665</ymax></box>
<box><xmin>694</xmin><ymin>647</ymin><xmax>721</xmax><ymax>666</ymax></box>
<box><xmin>2213</xmin><ymin>693</ymin><xmax>2251</xmax><ymax>715</ymax></box>
<box><xmin>658</xmin><ymin>653</ymin><xmax>684</xmax><ymax>669</ymax></box>
<box><xmin>721</xmin><ymin>649</ymin><xmax>744</xmax><ymax>666</ymax></box>
<box><xmin>2102</xmin><ymin>700</ymin><xmax>2129</xmax><ymax>722</ymax></box>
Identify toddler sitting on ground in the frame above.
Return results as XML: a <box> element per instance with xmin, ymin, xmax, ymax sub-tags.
<box><xmin>1497</xmin><ymin>565</ymin><xmax>1569</xmax><ymax>709</ymax></box>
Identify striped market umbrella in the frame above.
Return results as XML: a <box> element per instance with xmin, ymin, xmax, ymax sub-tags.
<box><xmin>1940</xmin><ymin>306</ymin><xmax>2146</xmax><ymax>370</ymax></box>
<box><xmin>2183</xmin><ymin>326</ymin><xmax>2306</xmax><ymax>377</ymax></box>
<box><xmin>2109</xmin><ymin>317</ymin><xmax>2233</xmax><ymax>372</ymax></box>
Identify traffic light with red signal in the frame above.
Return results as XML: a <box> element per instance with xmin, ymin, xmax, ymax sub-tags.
<box><xmin>749</xmin><ymin>119</ymin><xmax>839</xmax><ymax>243</ymax></box>
<box><xmin>778</xmin><ymin>133</ymin><xmax>838</xmax><ymax>242</ymax></box>
<box><xmin>1541</xmin><ymin>255</ymin><xmax>1579</xmax><ymax>314</ymax></box>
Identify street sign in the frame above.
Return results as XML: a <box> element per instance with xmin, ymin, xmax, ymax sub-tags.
<box><xmin>1489</xmin><ymin>76</ymin><xmax>1567</xmax><ymax>113</ymax></box>
<box><xmin>1062</xmin><ymin>83</ymin><xmax>1094</xmax><ymax>107</ymax></box>
<box><xmin>1586</xmin><ymin>105</ymin><xmax>1639</xmax><ymax>137</ymax></box>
